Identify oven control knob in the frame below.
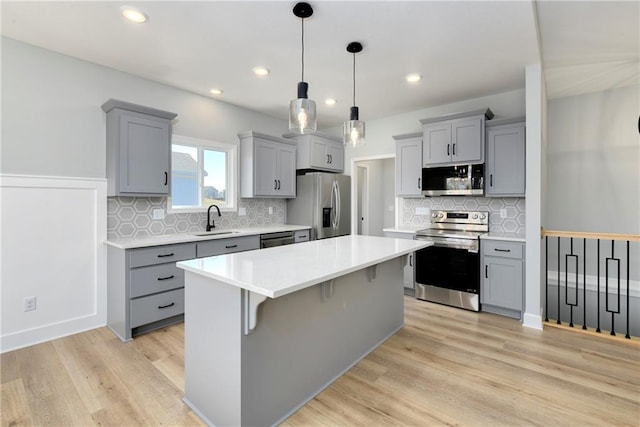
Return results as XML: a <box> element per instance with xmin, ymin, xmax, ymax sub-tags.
<box><xmin>432</xmin><ymin>213</ymin><xmax>437</xmax><ymax>218</ymax></box>
<box><xmin>472</xmin><ymin>214</ymin><xmax>478</xmax><ymax>219</ymax></box>
<box><xmin>480</xmin><ymin>214</ymin><xmax>487</xmax><ymax>220</ymax></box>
<box><xmin>438</xmin><ymin>213</ymin><xmax>444</xmax><ymax>218</ymax></box>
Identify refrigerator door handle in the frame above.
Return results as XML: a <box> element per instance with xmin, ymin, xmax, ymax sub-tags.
<box><xmin>331</xmin><ymin>181</ymin><xmax>338</xmax><ymax>229</ymax></box>
<box><xmin>335</xmin><ymin>181</ymin><xmax>341</xmax><ymax>229</ymax></box>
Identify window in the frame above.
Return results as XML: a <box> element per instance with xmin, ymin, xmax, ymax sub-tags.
<box><xmin>169</xmin><ymin>134</ymin><xmax>237</xmax><ymax>212</ymax></box>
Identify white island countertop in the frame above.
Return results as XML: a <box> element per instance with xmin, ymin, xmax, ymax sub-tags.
<box><xmin>177</xmin><ymin>235</ymin><xmax>431</xmax><ymax>298</ymax></box>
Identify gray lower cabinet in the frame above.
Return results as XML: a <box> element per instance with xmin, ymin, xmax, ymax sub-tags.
<box><xmin>486</xmin><ymin>120</ymin><xmax>525</xmax><ymax>197</ymax></box>
<box><xmin>481</xmin><ymin>239</ymin><xmax>525</xmax><ymax>319</ymax></box>
<box><xmin>108</xmin><ymin>236</ymin><xmax>260</xmax><ymax>341</ymax></box>
<box><xmin>102</xmin><ymin>99</ymin><xmax>177</xmax><ymax>197</ymax></box>
<box><xmin>383</xmin><ymin>231</ymin><xmax>415</xmax><ymax>293</ymax></box>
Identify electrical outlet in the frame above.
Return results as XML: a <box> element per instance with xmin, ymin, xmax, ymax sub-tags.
<box><xmin>24</xmin><ymin>296</ymin><xmax>36</xmax><ymax>312</ymax></box>
<box><xmin>416</xmin><ymin>207</ymin><xmax>430</xmax><ymax>216</ymax></box>
<box><xmin>500</xmin><ymin>208</ymin><xmax>507</xmax><ymax>219</ymax></box>
<box><xmin>238</xmin><ymin>207</ymin><xmax>247</xmax><ymax>216</ymax></box>
<box><xmin>152</xmin><ymin>209</ymin><xmax>165</xmax><ymax>220</ymax></box>
<box><xmin>268</xmin><ymin>206</ymin><xmax>274</xmax><ymax>215</ymax></box>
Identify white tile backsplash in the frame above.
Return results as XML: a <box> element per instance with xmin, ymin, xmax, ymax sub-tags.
<box><xmin>401</xmin><ymin>196</ymin><xmax>525</xmax><ymax>233</ymax></box>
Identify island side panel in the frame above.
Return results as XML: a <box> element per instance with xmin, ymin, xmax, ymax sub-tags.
<box><xmin>240</xmin><ymin>257</ymin><xmax>405</xmax><ymax>426</ymax></box>
<box><xmin>183</xmin><ymin>271</ymin><xmax>243</xmax><ymax>427</ymax></box>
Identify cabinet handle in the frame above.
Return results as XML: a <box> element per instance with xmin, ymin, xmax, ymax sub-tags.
<box><xmin>490</xmin><ymin>174</ymin><xmax>493</xmax><ymax>187</ymax></box>
<box><xmin>298</xmin><ymin>235</ymin><xmax>307</xmax><ymax>239</ymax></box>
<box><xmin>409</xmin><ymin>255</ymin><xmax>413</xmax><ymax>267</ymax></box>
<box><xmin>447</xmin><ymin>143</ymin><xmax>450</xmax><ymax>156</ymax></box>
<box><xmin>494</xmin><ymin>248</ymin><xmax>511</xmax><ymax>253</ymax></box>
<box><xmin>277</xmin><ymin>179</ymin><xmax>281</xmax><ymax>190</ymax></box>
<box><xmin>452</xmin><ymin>143</ymin><xmax>456</xmax><ymax>155</ymax></box>
<box><xmin>157</xmin><ymin>275</ymin><xmax>175</xmax><ymax>281</ymax></box>
<box><xmin>164</xmin><ymin>171</ymin><xmax>168</xmax><ymax>186</ymax></box>
<box><xmin>485</xmin><ymin>265</ymin><xmax>488</xmax><ymax>278</ymax></box>
<box><xmin>157</xmin><ymin>253</ymin><xmax>174</xmax><ymax>258</ymax></box>
<box><xmin>330</xmin><ymin>154</ymin><xmax>333</xmax><ymax>163</ymax></box>
<box><xmin>225</xmin><ymin>244</ymin><xmax>238</xmax><ymax>249</ymax></box>
<box><xmin>158</xmin><ymin>302</ymin><xmax>175</xmax><ymax>309</ymax></box>
<box><xmin>327</xmin><ymin>154</ymin><xmax>330</xmax><ymax>164</ymax></box>
<box><xmin>418</xmin><ymin>178</ymin><xmax>421</xmax><ymax>189</ymax></box>
<box><xmin>274</xmin><ymin>180</ymin><xmax>278</xmax><ymax>190</ymax></box>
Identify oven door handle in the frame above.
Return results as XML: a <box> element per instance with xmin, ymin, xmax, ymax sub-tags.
<box><xmin>416</xmin><ymin>237</ymin><xmax>478</xmax><ymax>253</ymax></box>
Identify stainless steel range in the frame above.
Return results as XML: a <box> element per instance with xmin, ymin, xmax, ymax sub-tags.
<box><xmin>414</xmin><ymin>210</ymin><xmax>488</xmax><ymax>311</ymax></box>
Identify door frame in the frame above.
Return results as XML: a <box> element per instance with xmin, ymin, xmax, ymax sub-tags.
<box><xmin>355</xmin><ymin>164</ymin><xmax>369</xmax><ymax>235</ymax></box>
<box><xmin>350</xmin><ymin>153</ymin><xmax>396</xmax><ymax>235</ymax></box>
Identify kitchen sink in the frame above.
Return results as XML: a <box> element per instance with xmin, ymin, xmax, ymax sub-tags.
<box><xmin>191</xmin><ymin>230</ymin><xmax>238</xmax><ymax>237</ymax></box>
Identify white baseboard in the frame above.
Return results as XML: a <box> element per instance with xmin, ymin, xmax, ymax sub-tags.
<box><xmin>1</xmin><ymin>174</ymin><xmax>107</xmax><ymax>353</ymax></box>
<box><xmin>522</xmin><ymin>312</ymin><xmax>543</xmax><ymax>330</ymax></box>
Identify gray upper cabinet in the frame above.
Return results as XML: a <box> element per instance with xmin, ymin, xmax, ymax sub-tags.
<box><xmin>420</xmin><ymin>108</ymin><xmax>493</xmax><ymax>167</ymax></box>
<box><xmin>283</xmin><ymin>132</ymin><xmax>344</xmax><ymax>173</ymax></box>
<box><xmin>239</xmin><ymin>131</ymin><xmax>296</xmax><ymax>198</ymax></box>
<box><xmin>486</xmin><ymin>120</ymin><xmax>526</xmax><ymax>197</ymax></box>
<box><xmin>102</xmin><ymin>99</ymin><xmax>177</xmax><ymax>197</ymax></box>
<box><xmin>393</xmin><ymin>133</ymin><xmax>423</xmax><ymax>197</ymax></box>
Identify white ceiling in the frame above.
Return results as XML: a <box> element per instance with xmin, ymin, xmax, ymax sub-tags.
<box><xmin>2</xmin><ymin>1</ymin><xmax>638</xmax><ymax>128</ymax></box>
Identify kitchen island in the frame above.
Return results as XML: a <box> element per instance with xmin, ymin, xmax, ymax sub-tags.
<box><xmin>177</xmin><ymin>235</ymin><xmax>430</xmax><ymax>426</ymax></box>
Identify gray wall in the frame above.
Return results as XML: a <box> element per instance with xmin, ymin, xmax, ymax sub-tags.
<box><xmin>1</xmin><ymin>37</ymin><xmax>289</xmax><ymax>178</ymax></box>
<box><xmin>546</xmin><ymin>85</ymin><xmax>640</xmax><ymax>235</ymax></box>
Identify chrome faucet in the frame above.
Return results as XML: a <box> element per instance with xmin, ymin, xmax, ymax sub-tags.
<box><xmin>206</xmin><ymin>204</ymin><xmax>221</xmax><ymax>231</ymax></box>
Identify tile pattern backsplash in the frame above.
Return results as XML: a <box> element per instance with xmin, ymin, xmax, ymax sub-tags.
<box><xmin>401</xmin><ymin>197</ymin><xmax>525</xmax><ymax>233</ymax></box>
<box><xmin>108</xmin><ymin>197</ymin><xmax>286</xmax><ymax>239</ymax></box>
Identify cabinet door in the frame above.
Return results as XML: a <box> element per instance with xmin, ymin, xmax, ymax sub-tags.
<box><xmin>404</xmin><ymin>252</ymin><xmax>415</xmax><ymax>289</ymax></box>
<box><xmin>423</xmin><ymin>123</ymin><xmax>451</xmax><ymax>165</ymax></box>
<box><xmin>451</xmin><ymin>117</ymin><xmax>483</xmax><ymax>163</ymax></box>
<box><xmin>119</xmin><ymin>113</ymin><xmax>170</xmax><ymax>194</ymax></box>
<box><xmin>396</xmin><ymin>137</ymin><xmax>423</xmax><ymax>197</ymax></box>
<box><xmin>325</xmin><ymin>142</ymin><xmax>344</xmax><ymax>172</ymax></box>
<box><xmin>309</xmin><ymin>139</ymin><xmax>329</xmax><ymax>169</ymax></box>
<box><xmin>482</xmin><ymin>256</ymin><xmax>523</xmax><ymax>311</ymax></box>
<box><xmin>276</xmin><ymin>144</ymin><xmax>296</xmax><ymax>197</ymax></box>
<box><xmin>254</xmin><ymin>140</ymin><xmax>277</xmax><ymax>196</ymax></box>
<box><xmin>486</xmin><ymin>124</ymin><xmax>525</xmax><ymax>196</ymax></box>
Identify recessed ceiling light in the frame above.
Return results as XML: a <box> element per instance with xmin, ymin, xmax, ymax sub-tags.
<box><xmin>121</xmin><ymin>7</ymin><xmax>148</xmax><ymax>23</ymax></box>
<box><xmin>209</xmin><ymin>88</ymin><xmax>223</xmax><ymax>96</ymax></box>
<box><xmin>406</xmin><ymin>73</ymin><xmax>422</xmax><ymax>83</ymax></box>
<box><xmin>252</xmin><ymin>67</ymin><xmax>270</xmax><ymax>77</ymax></box>
<box><xmin>324</xmin><ymin>98</ymin><xmax>337</xmax><ymax>106</ymax></box>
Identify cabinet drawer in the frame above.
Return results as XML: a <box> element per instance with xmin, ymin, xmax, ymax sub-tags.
<box><xmin>482</xmin><ymin>240</ymin><xmax>523</xmax><ymax>259</ymax></box>
<box><xmin>129</xmin><ymin>243</ymin><xmax>196</xmax><ymax>268</ymax></box>
<box><xmin>196</xmin><ymin>235</ymin><xmax>260</xmax><ymax>258</ymax></box>
<box><xmin>130</xmin><ymin>288</ymin><xmax>184</xmax><ymax>328</ymax></box>
<box><xmin>130</xmin><ymin>263</ymin><xmax>184</xmax><ymax>298</ymax></box>
<box><xmin>294</xmin><ymin>230</ymin><xmax>310</xmax><ymax>243</ymax></box>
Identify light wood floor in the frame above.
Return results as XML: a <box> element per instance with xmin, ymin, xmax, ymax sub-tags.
<box><xmin>2</xmin><ymin>297</ymin><xmax>639</xmax><ymax>426</ymax></box>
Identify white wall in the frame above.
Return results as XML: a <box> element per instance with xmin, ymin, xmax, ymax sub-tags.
<box><xmin>0</xmin><ymin>38</ymin><xmax>289</xmax><ymax>351</ymax></box>
<box><xmin>382</xmin><ymin>158</ymin><xmax>395</xmax><ymax>228</ymax></box>
<box><xmin>1</xmin><ymin>37</ymin><xmax>289</xmax><ymax>178</ymax></box>
<box><xmin>546</xmin><ymin>85</ymin><xmax>640</xmax><ymax>234</ymax></box>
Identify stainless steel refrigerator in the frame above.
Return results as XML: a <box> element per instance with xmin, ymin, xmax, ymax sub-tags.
<box><xmin>286</xmin><ymin>173</ymin><xmax>351</xmax><ymax>240</ymax></box>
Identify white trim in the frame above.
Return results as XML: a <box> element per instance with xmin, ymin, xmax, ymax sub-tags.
<box><xmin>0</xmin><ymin>174</ymin><xmax>107</xmax><ymax>353</ymax></box>
<box><xmin>523</xmin><ymin>313</ymin><xmax>543</xmax><ymax>330</ymax></box>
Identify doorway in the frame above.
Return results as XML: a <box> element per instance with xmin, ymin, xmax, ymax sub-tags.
<box><xmin>351</xmin><ymin>155</ymin><xmax>396</xmax><ymax>236</ymax></box>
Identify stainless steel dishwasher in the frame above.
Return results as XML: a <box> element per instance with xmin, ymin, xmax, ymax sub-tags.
<box><xmin>260</xmin><ymin>231</ymin><xmax>295</xmax><ymax>248</ymax></box>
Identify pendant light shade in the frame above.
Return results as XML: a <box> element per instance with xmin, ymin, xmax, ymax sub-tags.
<box><xmin>344</xmin><ymin>42</ymin><xmax>365</xmax><ymax>147</ymax></box>
<box><xmin>289</xmin><ymin>2</ymin><xmax>317</xmax><ymax>134</ymax></box>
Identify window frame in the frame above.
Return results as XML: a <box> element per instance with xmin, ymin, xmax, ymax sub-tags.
<box><xmin>168</xmin><ymin>134</ymin><xmax>238</xmax><ymax>213</ymax></box>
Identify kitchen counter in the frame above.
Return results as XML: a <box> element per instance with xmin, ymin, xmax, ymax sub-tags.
<box><xmin>105</xmin><ymin>224</ymin><xmax>311</xmax><ymax>249</ymax></box>
<box><xmin>179</xmin><ymin>235</ymin><xmax>431</xmax><ymax>426</ymax></box>
<box><xmin>480</xmin><ymin>231</ymin><xmax>526</xmax><ymax>242</ymax></box>
<box><xmin>178</xmin><ymin>235</ymin><xmax>429</xmax><ymax>298</ymax></box>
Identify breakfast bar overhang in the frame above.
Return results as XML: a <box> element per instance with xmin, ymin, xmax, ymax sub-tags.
<box><xmin>177</xmin><ymin>235</ymin><xmax>431</xmax><ymax>426</ymax></box>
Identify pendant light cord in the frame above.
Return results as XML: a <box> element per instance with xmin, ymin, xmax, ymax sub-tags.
<box><xmin>352</xmin><ymin>52</ymin><xmax>356</xmax><ymax>107</ymax></box>
<box><xmin>301</xmin><ymin>18</ymin><xmax>305</xmax><ymax>82</ymax></box>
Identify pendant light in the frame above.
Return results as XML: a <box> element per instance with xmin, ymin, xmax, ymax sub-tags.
<box><xmin>344</xmin><ymin>41</ymin><xmax>365</xmax><ymax>147</ymax></box>
<box><xmin>289</xmin><ymin>2</ymin><xmax>317</xmax><ymax>134</ymax></box>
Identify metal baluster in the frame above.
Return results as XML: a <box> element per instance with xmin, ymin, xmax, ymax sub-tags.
<box><xmin>583</xmin><ymin>238</ymin><xmax>587</xmax><ymax>330</ymax></box>
<box><xmin>596</xmin><ymin>239</ymin><xmax>601</xmax><ymax>333</ymax></box>
<box><xmin>626</xmin><ymin>240</ymin><xmax>630</xmax><ymax>339</ymax></box>
<box><xmin>557</xmin><ymin>236</ymin><xmax>561</xmax><ymax>325</ymax></box>
<box><xmin>545</xmin><ymin>236</ymin><xmax>549</xmax><ymax>322</ymax></box>
<box><xmin>568</xmin><ymin>238</ymin><xmax>574</xmax><ymax>327</ymax></box>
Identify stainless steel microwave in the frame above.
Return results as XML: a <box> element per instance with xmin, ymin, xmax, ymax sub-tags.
<box><xmin>422</xmin><ymin>164</ymin><xmax>484</xmax><ymax>196</ymax></box>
